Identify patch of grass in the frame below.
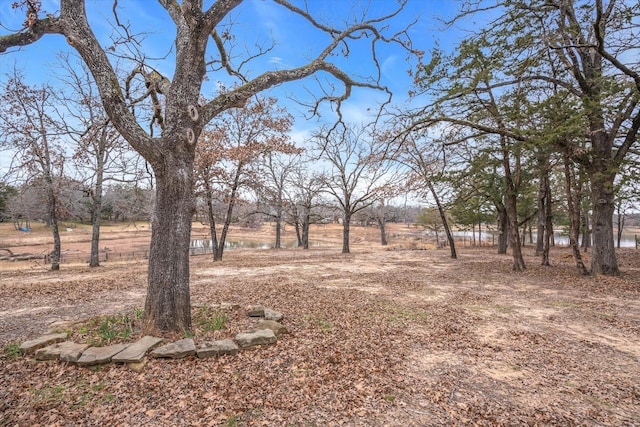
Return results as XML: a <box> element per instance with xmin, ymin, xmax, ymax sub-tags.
<box><xmin>3</xmin><ymin>342</ymin><xmax>21</xmax><ymax>359</ymax></box>
<box><xmin>550</xmin><ymin>301</ymin><xmax>578</xmax><ymax>309</ymax></box>
<box><xmin>33</xmin><ymin>384</ymin><xmax>66</xmax><ymax>405</ymax></box>
<box><xmin>193</xmin><ymin>304</ymin><xmax>228</xmax><ymax>336</ymax></box>
<box><xmin>98</xmin><ymin>315</ymin><xmax>133</xmax><ymax>344</ymax></box>
<box><xmin>226</xmin><ymin>414</ymin><xmax>238</xmax><ymax>427</ymax></box>
<box><xmin>304</xmin><ymin>313</ymin><xmax>334</xmax><ymax>331</ymax></box>
<box><xmin>494</xmin><ymin>304</ymin><xmax>514</xmax><ymax>314</ymax></box>
<box><xmin>379</xmin><ymin>302</ymin><xmax>429</xmax><ymax>324</ymax></box>
<box><xmin>71</xmin><ymin>312</ymin><xmax>137</xmax><ymax>346</ymax></box>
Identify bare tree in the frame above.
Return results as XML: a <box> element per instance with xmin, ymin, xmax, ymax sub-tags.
<box><xmin>0</xmin><ymin>74</ymin><xmax>69</xmax><ymax>270</ymax></box>
<box><xmin>56</xmin><ymin>54</ymin><xmax>138</xmax><ymax>267</ymax></box>
<box><xmin>257</xmin><ymin>150</ymin><xmax>301</xmax><ymax>249</ymax></box>
<box><xmin>314</xmin><ymin>124</ymin><xmax>395</xmax><ymax>254</ymax></box>
<box><xmin>285</xmin><ymin>159</ymin><xmax>325</xmax><ymax>249</ymax></box>
<box><xmin>0</xmin><ymin>0</ymin><xmax>415</xmax><ymax>331</ymax></box>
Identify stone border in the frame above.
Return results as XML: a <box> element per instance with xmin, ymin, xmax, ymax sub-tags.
<box><xmin>18</xmin><ymin>305</ymin><xmax>287</xmax><ymax>370</ymax></box>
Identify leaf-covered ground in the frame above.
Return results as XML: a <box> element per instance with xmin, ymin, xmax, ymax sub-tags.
<box><xmin>0</xmin><ymin>223</ymin><xmax>639</xmax><ymax>425</ymax></box>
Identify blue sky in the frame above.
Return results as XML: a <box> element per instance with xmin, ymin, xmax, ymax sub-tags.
<box><xmin>0</xmin><ymin>1</ymin><xmax>470</xmax><ymax>173</ymax></box>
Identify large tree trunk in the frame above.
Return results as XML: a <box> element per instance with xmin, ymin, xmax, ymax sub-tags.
<box><xmin>496</xmin><ymin>203</ymin><xmax>508</xmax><ymax>254</ymax></box>
<box><xmin>89</xmin><ymin>159</ymin><xmax>104</xmax><ymax>267</ymax></box>
<box><xmin>274</xmin><ymin>207</ymin><xmax>282</xmax><ymax>249</ymax></box>
<box><xmin>542</xmin><ymin>179</ymin><xmax>553</xmax><ymax>267</ymax></box>
<box><xmin>302</xmin><ymin>210</ymin><xmax>310</xmax><ymax>249</ymax></box>
<box><xmin>144</xmin><ymin>157</ymin><xmax>194</xmax><ymax>333</ymax></box>
<box><xmin>377</xmin><ymin>218</ymin><xmax>388</xmax><ymax>246</ymax></box>
<box><xmin>45</xmin><ymin>175</ymin><xmax>61</xmax><ymax>271</ymax></box>
<box><xmin>342</xmin><ymin>211</ymin><xmax>351</xmax><ymax>254</ymax></box>
<box><xmin>590</xmin><ymin>172</ymin><xmax>618</xmax><ymax>275</ymax></box>
<box><xmin>291</xmin><ymin>205</ymin><xmax>302</xmax><ymax>247</ymax></box>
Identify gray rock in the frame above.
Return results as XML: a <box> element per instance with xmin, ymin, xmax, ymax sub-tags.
<box><xmin>197</xmin><ymin>339</ymin><xmax>239</xmax><ymax>358</ymax></box>
<box><xmin>35</xmin><ymin>341</ymin><xmax>90</xmax><ymax>362</ymax></box>
<box><xmin>264</xmin><ymin>308</ymin><xmax>283</xmax><ymax>321</ymax></box>
<box><xmin>112</xmin><ymin>336</ymin><xmax>164</xmax><ymax>363</ymax></box>
<box><xmin>247</xmin><ymin>305</ymin><xmax>265</xmax><ymax>317</ymax></box>
<box><xmin>60</xmin><ymin>342</ymin><xmax>92</xmax><ymax>363</ymax></box>
<box><xmin>76</xmin><ymin>344</ymin><xmax>129</xmax><ymax>367</ymax></box>
<box><xmin>20</xmin><ymin>333</ymin><xmax>68</xmax><ymax>355</ymax></box>
<box><xmin>150</xmin><ymin>338</ymin><xmax>196</xmax><ymax>359</ymax></box>
<box><xmin>220</xmin><ymin>302</ymin><xmax>240</xmax><ymax>310</ymax></box>
<box><xmin>253</xmin><ymin>320</ymin><xmax>288</xmax><ymax>336</ymax></box>
<box><xmin>235</xmin><ymin>329</ymin><xmax>277</xmax><ymax>348</ymax></box>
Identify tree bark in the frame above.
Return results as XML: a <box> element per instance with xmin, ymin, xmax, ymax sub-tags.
<box><xmin>496</xmin><ymin>203</ymin><xmax>508</xmax><ymax>254</ymax></box>
<box><xmin>542</xmin><ymin>178</ymin><xmax>553</xmax><ymax>267</ymax></box>
<box><xmin>89</xmin><ymin>144</ymin><xmax>105</xmax><ymax>267</ymax></box>
<box><xmin>274</xmin><ymin>204</ymin><xmax>282</xmax><ymax>249</ymax></box>
<box><xmin>427</xmin><ymin>180</ymin><xmax>457</xmax><ymax>259</ymax></box>
<box><xmin>500</xmin><ymin>136</ymin><xmax>525</xmax><ymax>271</ymax></box>
<box><xmin>535</xmin><ymin>154</ymin><xmax>549</xmax><ymax>256</ymax></box>
<box><xmin>46</xmin><ymin>176</ymin><xmax>61</xmax><ymax>271</ymax></box>
<box><xmin>89</xmin><ymin>186</ymin><xmax>102</xmax><ymax>267</ymax></box>
<box><xmin>563</xmin><ymin>152</ymin><xmax>589</xmax><ymax>275</ymax></box>
<box><xmin>302</xmin><ymin>209</ymin><xmax>310</xmax><ymax>249</ymax></box>
<box><xmin>342</xmin><ymin>212</ymin><xmax>351</xmax><ymax>254</ymax></box>
<box><xmin>144</xmin><ymin>156</ymin><xmax>194</xmax><ymax>333</ymax></box>
<box><xmin>616</xmin><ymin>201</ymin><xmax>624</xmax><ymax>249</ymax></box>
<box><xmin>377</xmin><ymin>218</ymin><xmax>388</xmax><ymax>246</ymax></box>
<box><xmin>214</xmin><ymin>165</ymin><xmax>242</xmax><ymax>261</ymax></box>
<box><xmin>590</xmin><ymin>171</ymin><xmax>618</xmax><ymax>275</ymax></box>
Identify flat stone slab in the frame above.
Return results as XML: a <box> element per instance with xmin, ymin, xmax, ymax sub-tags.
<box><xmin>76</xmin><ymin>344</ymin><xmax>129</xmax><ymax>367</ymax></box>
<box><xmin>20</xmin><ymin>333</ymin><xmax>68</xmax><ymax>355</ymax></box>
<box><xmin>197</xmin><ymin>339</ymin><xmax>239</xmax><ymax>358</ymax></box>
<box><xmin>235</xmin><ymin>329</ymin><xmax>277</xmax><ymax>348</ymax></box>
<box><xmin>264</xmin><ymin>308</ymin><xmax>283</xmax><ymax>322</ymax></box>
<box><xmin>35</xmin><ymin>341</ymin><xmax>90</xmax><ymax>362</ymax></box>
<box><xmin>220</xmin><ymin>302</ymin><xmax>240</xmax><ymax>310</ymax></box>
<box><xmin>112</xmin><ymin>336</ymin><xmax>164</xmax><ymax>363</ymax></box>
<box><xmin>253</xmin><ymin>320</ymin><xmax>288</xmax><ymax>336</ymax></box>
<box><xmin>150</xmin><ymin>338</ymin><xmax>195</xmax><ymax>359</ymax></box>
<box><xmin>247</xmin><ymin>305</ymin><xmax>265</xmax><ymax>317</ymax></box>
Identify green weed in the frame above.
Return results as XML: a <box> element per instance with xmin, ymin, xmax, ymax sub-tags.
<box><xmin>3</xmin><ymin>342</ymin><xmax>21</xmax><ymax>359</ymax></box>
<box><xmin>226</xmin><ymin>414</ymin><xmax>238</xmax><ymax>427</ymax></box>
<box><xmin>194</xmin><ymin>304</ymin><xmax>228</xmax><ymax>336</ymax></box>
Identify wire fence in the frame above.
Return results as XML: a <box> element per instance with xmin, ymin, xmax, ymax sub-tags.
<box><xmin>13</xmin><ymin>233</ymin><xmax>640</xmax><ymax>266</ymax></box>
<box><xmin>40</xmin><ymin>246</ymin><xmax>216</xmax><ymax>265</ymax></box>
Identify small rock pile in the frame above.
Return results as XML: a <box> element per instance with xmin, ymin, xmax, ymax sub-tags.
<box><xmin>18</xmin><ymin>305</ymin><xmax>287</xmax><ymax>370</ymax></box>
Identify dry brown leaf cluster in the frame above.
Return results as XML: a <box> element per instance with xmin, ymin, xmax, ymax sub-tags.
<box><xmin>1</xmin><ymin>223</ymin><xmax>639</xmax><ymax>425</ymax></box>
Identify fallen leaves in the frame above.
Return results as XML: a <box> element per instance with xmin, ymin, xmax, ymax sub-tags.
<box><xmin>1</xmin><ymin>241</ymin><xmax>639</xmax><ymax>425</ymax></box>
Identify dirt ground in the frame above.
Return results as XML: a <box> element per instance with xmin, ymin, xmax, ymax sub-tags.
<box><xmin>0</xmin><ymin>222</ymin><xmax>638</xmax><ymax>426</ymax></box>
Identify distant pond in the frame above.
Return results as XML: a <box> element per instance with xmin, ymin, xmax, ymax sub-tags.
<box><xmin>189</xmin><ymin>239</ymin><xmax>320</xmax><ymax>254</ymax></box>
